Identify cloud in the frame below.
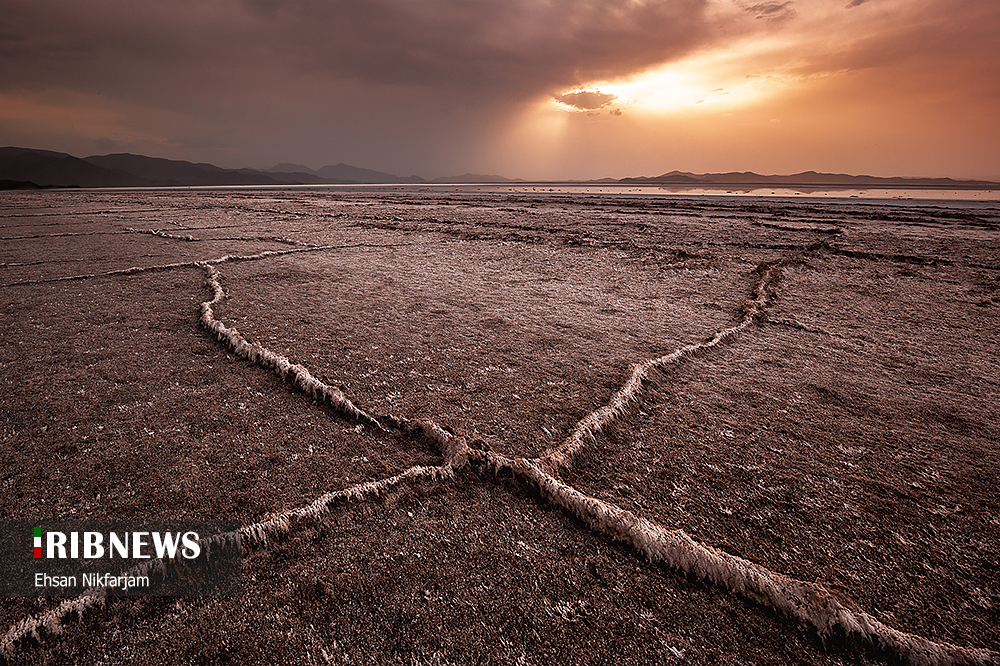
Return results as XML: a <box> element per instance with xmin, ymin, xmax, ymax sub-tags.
<box><xmin>743</xmin><ymin>1</ymin><xmax>797</xmax><ymax>21</ymax></box>
<box><xmin>554</xmin><ymin>91</ymin><xmax>619</xmax><ymax>111</ymax></box>
<box><xmin>0</xmin><ymin>0</ymin><xmax>727</xmax><ymax>171</ymax></box>
<box><xmin>0</xmin><ymin>0</ymin><xmax>715</xmax><ymax>101</ymax></box>
<box><xmin>0</xmin><ymin>0</ymin><xmax>997</xmax><ymax>179</ymax></box>
<box><xmin>250</xmin><ymin>0</ymin><xmax>714</xmax><ymax>91</ymax></box>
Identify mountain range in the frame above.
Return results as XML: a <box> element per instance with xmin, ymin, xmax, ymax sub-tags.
<box><xmin>0</xmin><ymin>147</ymin><xmax>515</xmax><ymax>189</ymax></box>
<box><xmin>617</xmin><ymin>170</ymin><xmax>999</xmax><ymax>189</ymax></box>
<box><xmin>267</xmin><ymin>162</ymin><xmax>425</xmax><ymax>184</ymax></box>
<box><xmin>0</xmin><ymin>147</ymin><xmax>421</xmax><ymax>188</ymax></box>
<box><xmin>1</xmin><ymin>147</ymin><xmax>996</xmax><ymax>190</ymax></box>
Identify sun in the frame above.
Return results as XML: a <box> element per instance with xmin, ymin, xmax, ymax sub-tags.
<box><xmin>552</xmin><ymin>37</ymin><xmax>803</xmax><ymax>115</ymax></box>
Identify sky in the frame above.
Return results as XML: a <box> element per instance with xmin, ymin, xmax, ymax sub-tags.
<box><xmin>1</xmin><ymin>0</ymin><xmax>998</xmax><ymax>180</ymax></box>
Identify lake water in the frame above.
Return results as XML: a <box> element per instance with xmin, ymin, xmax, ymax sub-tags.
<box><xmin>98</xmin><ymin>182</ymin><xmax>1000</xmax><ymax>207</ymax></box>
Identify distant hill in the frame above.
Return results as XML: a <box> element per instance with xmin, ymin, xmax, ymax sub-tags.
<box><xmin>267</xmin><ymin>162</ymin><xmax>426</xmax><ymax>184</ymax></box>
<box><xmin>431</xmin><ymin>173</ymin><xmax>519</xmax><ymax>184</ymax></box>
<box><xmin>84</xmin><ymin>153</ymin><xmax>284</xmax><ymax>187</ymax></box>
<box><xmin>0</xmin><ymin>148</ymin><xmax>426</xmax><ymax>187</ymax></box>
<box><xmin>0</xmin><ymin>179</ymin><xmax>44</xmax><ymax>190</ymax></box>
<box><xmin>262</xmin><ymin>171</ymin><xmax>334</xmax><ymax>185</ymax></box>
<box><xmin>314</xmin><ymin>163</ymin><xmax>425</xmax><ymax>184</ymax></box>
<box><xmin>5</xmin><ymin>147</ymin><xmax>997</xmax><ymax>189</ymax></box>
<box><xmin>619</xmin><ymin>170</ymin><xmax>999</xmax><ymax>189</ymax></box>
<box><xmin>0</xmin><ymin>147</ymin><xmax>152</xmax><ymax>188</ymax></box>
<box><xmin>268</xmin><ymin>162</ymin><xmax>318</xmax><ymax>175</ymax></box>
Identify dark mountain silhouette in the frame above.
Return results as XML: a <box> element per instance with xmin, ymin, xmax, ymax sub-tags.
<box><xmin>261</xmin><ymin>170</ymin><xmax>333</xmax><ymax>185</ymax></box>
<box><xmin>314</xmin><ymin>162</ymin><xmax>425</xmax><ymax>184</ymax></box>
<box><xmin>619</xmin><ymin>169</ymin><xmax>999</xmax><ymax>189</ymax></box>
<box><xmin>3</xmin><ymin>146</ymin><xmax>997</xmax><ymax>189</ymax></box>
<box><xmin>0</xmin><ymin>179</ymin><xmax>44</xmax><ymax>190</ymax></box>
<box><xmin>618</xmin><ymin>171</ymin><xmax>705</xmax><ymax>184</ymax></box>
<box><xmin>0</xmin><ymin>147</ymin><xmax>152</xmax><ymax>188</ymax></box>
<box><xmin>431</xmin><ymin>173</ymin><xmax>519</xmax><ymax>183</ymax></box>
<box><xmin>0</xmin><ymin>148</ymin><xmax>421</xmax><ymax>187</ymax></box>
<box><xmin>83</xmin><ymin>153</ymin><xmax>284</xmax><ymax>186</ymax></box>
<box><xmin>268</xmin><ymin>162</ymin><xmax>318</xmax><ymax>175</ymax></box>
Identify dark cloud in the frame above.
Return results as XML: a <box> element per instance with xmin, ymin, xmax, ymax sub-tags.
<box><xmin>2</xmin><ymin>0</ymin><xmax>996</xmax><ymax>179</ymax></box>
<box><xmin>554</xmin><ymin>91</ymin><xmax>618</xmax><ymax>111</ymax></box>
<box><xmin>0</xmin><ymin>0</ymin><xmax>728</xmax><ymax>172</ymax></box>
<box><xmin>744</xmin><ymin>1</ymin><xmax>796</xmax><ymax>21</ymax></box>
<box><xmin>0</xmin><ymin>0</ymin><xmax>713</xmax><ymax>99</ymax></box>
<box><xmin>247</xmin><ymin>0</ymin><xmax>712</xmax><ymax>91</ymax></box>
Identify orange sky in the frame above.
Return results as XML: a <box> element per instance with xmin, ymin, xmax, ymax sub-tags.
<box><xmin>1</xmin><ymin>0</ymin><xmax>998</xmax><ymax>180</ymax></box>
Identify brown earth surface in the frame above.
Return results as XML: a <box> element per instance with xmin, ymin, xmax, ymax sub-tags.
<box><xmin>1</xmin><ymin>188</ymin><xmax>999</xmax><ymax>665</ymax></box>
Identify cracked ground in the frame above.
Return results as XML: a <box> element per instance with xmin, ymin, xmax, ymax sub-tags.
<box><xmin>1</xmin><ymin>189</ymin><xmax>998</xmax><ymax>665</ymax></box>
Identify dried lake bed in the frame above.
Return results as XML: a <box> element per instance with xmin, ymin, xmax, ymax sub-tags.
<box><xmin>1</xmin><ymin>188</ymin><xmax>999</xmax><ymax>665</ymax></box>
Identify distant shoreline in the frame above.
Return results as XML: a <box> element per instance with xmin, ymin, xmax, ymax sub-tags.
<box><xmin>3</xmin><ymin>147</ymin><xmax>997</xmax><ymax>191</ymax></box>
<box><xmin>8</xmin><ymin>183</ymin><xmax>999</xmax><ymax>205</ymax></box>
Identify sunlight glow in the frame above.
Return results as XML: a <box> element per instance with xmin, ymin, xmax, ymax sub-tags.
<box><xmin>553</xmin><ymin>37</ymin><xmax>813</xmax><ymax>115</ymax></box>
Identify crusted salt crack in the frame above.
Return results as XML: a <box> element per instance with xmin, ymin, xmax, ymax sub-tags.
<box><xmin>3</xmin><ymin>237</ymin><xmax>996</xmax><ymax>666</ymax></box>
<box><xmin>470</xmin><ymin>450</ymin><xmax>997</xmax><ymax>666</ymax></box>
<box><xmin>539</xmin><ymin>259</ymin><xmax>792</xmax><ymax>472</ymax></box>
<box><xmin>197</xmin><ymin>260</ymin><xmax>385</xmax><ymax>431</ymax></box>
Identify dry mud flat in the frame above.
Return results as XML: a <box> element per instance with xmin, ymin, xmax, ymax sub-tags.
<box><xmin>1</xmin><ymin>189</ymin><xmax>998</xmax><ymax>665</ymax></box>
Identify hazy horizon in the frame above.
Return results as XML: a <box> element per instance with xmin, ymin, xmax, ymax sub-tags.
<box><xmin>7</xmin><ymin>145</ymin><xmax>1000</xmax><ymax>185</ymax></box>
<box><xmin>2</xmin><ymin>0</ymin><xmax>998</xmax><ymax>181</ymax></box>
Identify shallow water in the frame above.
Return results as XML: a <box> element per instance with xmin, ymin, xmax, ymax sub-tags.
<box><xmin>76</xmin><ymin>182</ymin><xmax>1000</xmax><ymax>205</ymax></box>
